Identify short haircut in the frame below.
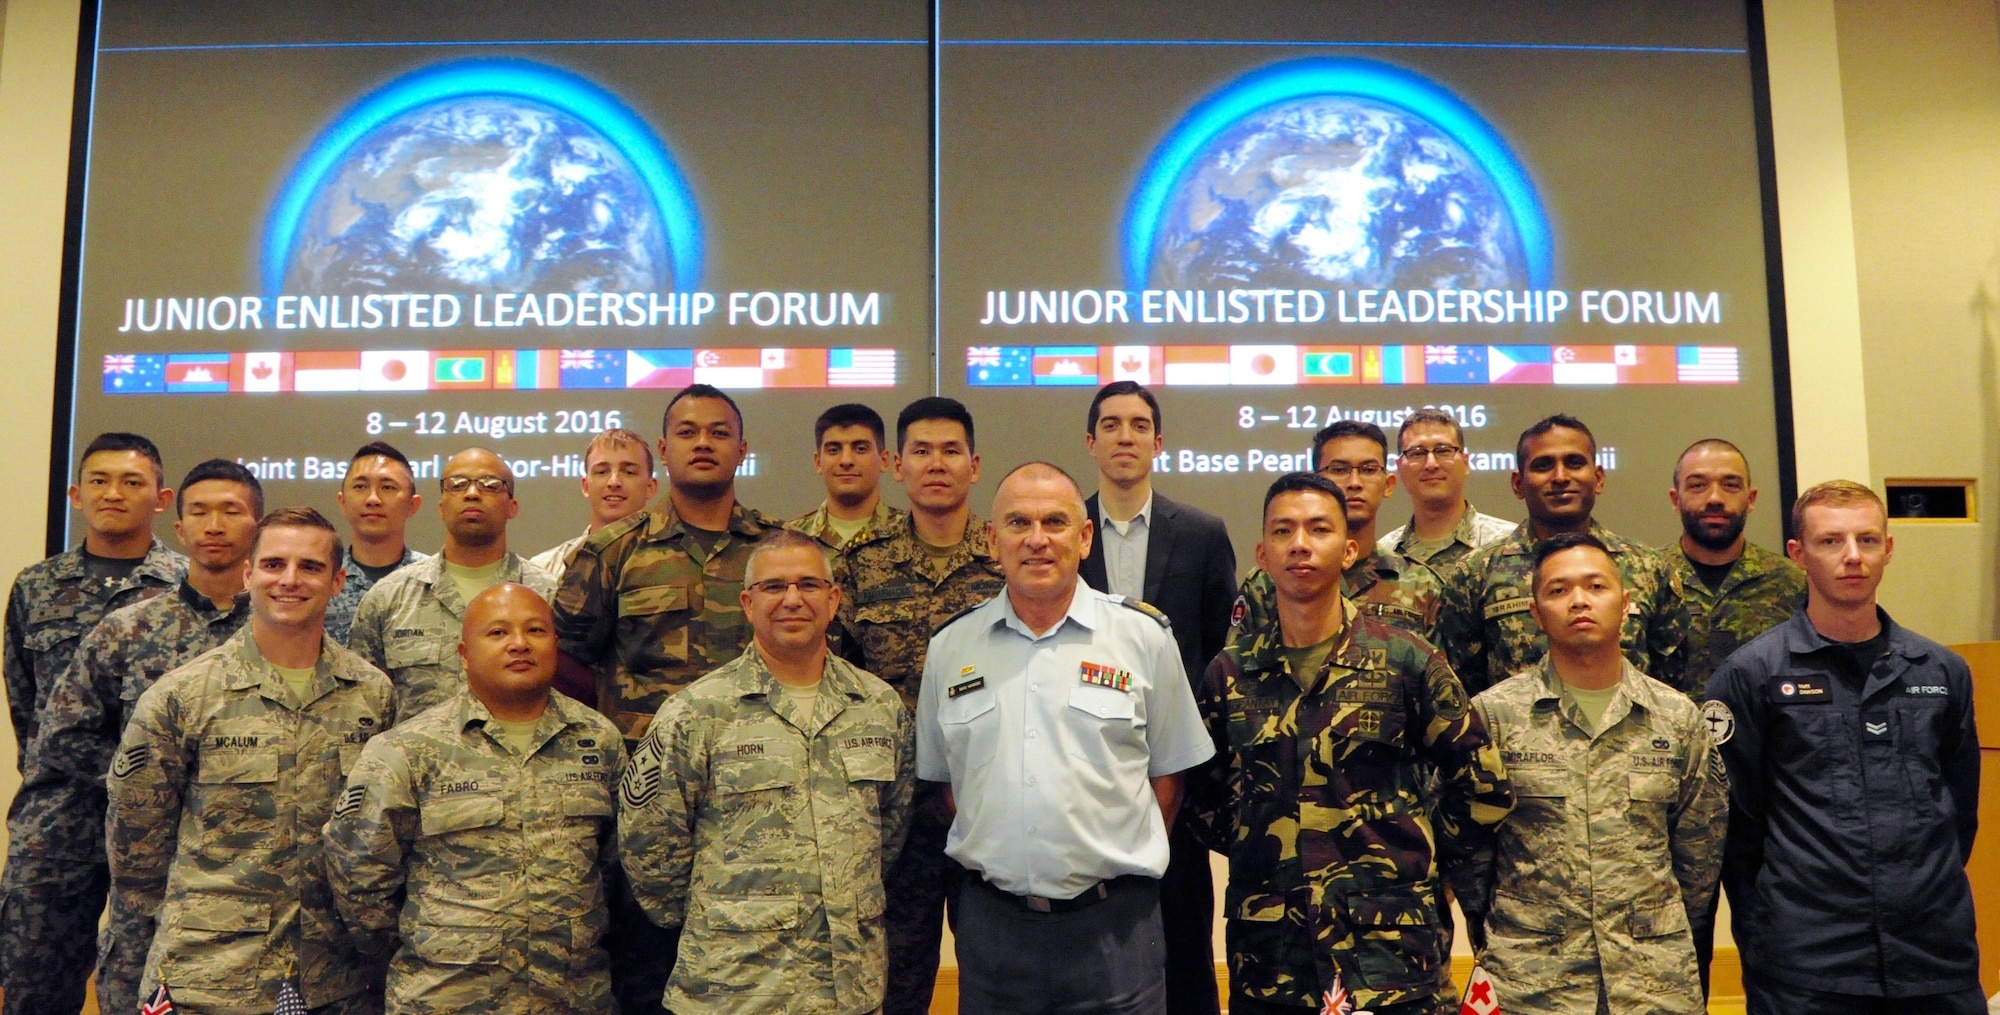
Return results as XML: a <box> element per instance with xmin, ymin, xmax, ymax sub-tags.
<box><xmin>441</xmin><ymin>448</ymin><xmax>515</xmax><ymax>495</ymax></box>
<box><xmin>584</xmin><ymin>428</ymin><xmax>655</xmax><ymax>474</ymax></box>
<box><xmin>813</xmin><ymin>403</ymin><xmax>887</xmax><ymax>448</ymax></box>
<box><xmin>1515</xmin><ymin>413</ymin><xmax>1596</xmax><ymax>466</ymax></box>
<box><xmin>176</xmin><ymin>459</ymin><xmax>265</xmax><ymax>519</ymax></box>
<box><xmin>663</xmin><ymin>383</ymin><xmax>744</xmax><ymax>437</ymax></box>
<box><xmin>350</xmin><ymin>440</ymin><xmax>414</xmax><ymax>476</ymax></box>
<box><xmin>251</xmin><ymin>506</ymin><xmax>344</xmax><ymax>568</ymax></box>
<box><xmin>1262</xmin><ymin>470</ymin><xmax>1347</xmax><ymax>524</ymax></box>
<box><xmin>1672</xmin><ymin>437</ymin><xmax>1749</xmax><ymax>486</ymax></box>
<box><xmin>1790</xmin><ymin>479</ymin><xmax>1885</xmax><ymax>540</ymax></box>
<box><xmin>897</xmin><ymin>396</ymin><xmax>976</xmax><ymax>453</ymax></box>
<box><xmin>1311</xmin><ymin>419</ymin><xmax>1388</xmax><ymax>469</ymax></box>
<box><xmin>1396</xmin><ymin>407</ymin><xmax>1466</xmax><ymax>451</ymax></box>
<box><xmin>1086</xmin><ymin>381</ymin><xmax>1162</xmax><ymax>435</ymax></box>
<box><xmin>993</xmin><ymin>461</ymin><xmax>1085</xmax><ymax>511</ymax></box>
<box><xmin>744</xmin><ymin>529</ymin><xmax>831</xmax><ymax>583</ymax></box>
<box><xmin>1530</xmin><ymin>530</ymin><xmax>1618</xmax><ymax>590</ymax></box>
<box><xmin>80</xmin><ymin>432</ymin><xmax>165</xmax><ymax>485</ymax></box>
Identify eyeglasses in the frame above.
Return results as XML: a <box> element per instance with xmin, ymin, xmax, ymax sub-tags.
<box><xmin>441</xmin><ymin>475</ymin><xmax>511</xmax><ymax>495</ymax></box>
<box><xmin>1399</xmin><ymin>445</ymin><xmax>1463</xmax><ymax>463</ymax></box>
<box><xmin>1320</xmin><ymin>462</ymin><xmax>1386</xmax><ymax>479</ymax></box>
<box><xmin>747</xmin><ymin>577</ymin><xmax>835</xmax><ymax>597</ymax></box>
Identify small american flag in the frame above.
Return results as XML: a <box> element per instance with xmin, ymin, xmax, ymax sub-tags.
<box><xmin>828</xmin><ymin>348</ymin><xmax>895</xmax><ymax>387</ymax></box>
<box><xmin>1424</xmin><ymin>345</ymin><xmax>1460</xmax><ymax>365</ymax></box>
<box><xmin>559</xmin><ymin>349</ymin><xmax>597</xmax><ymax>369</ymax></box>
<box><xmin>967</xmin><ymin>346</ymin><xmax>1002</xmax><ymax>367</ymax></box>
<box><xmin>1676</xmin><ymin>346</ymin><xmax>1740</xmax><ymax>383</ymax></box>
<box><xmin>274</xmin><ymin>976</ymin><xmax>307</xmax><ymax>1015</ymax></box>
<box><xmin>139</xmin><ymin>981</ymin><xmax>176</xmax><ymax>1014</ymax></box>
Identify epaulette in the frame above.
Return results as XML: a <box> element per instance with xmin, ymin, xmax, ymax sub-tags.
<box><xmin>932</xmin><ymin>596</ymin><xmax>994</xmax><ymax>635</ymax></box>
<box><xmin>1110</xmin><ymin>594</ymin><xmax>1171</xmax><ymax>629</ymax></box>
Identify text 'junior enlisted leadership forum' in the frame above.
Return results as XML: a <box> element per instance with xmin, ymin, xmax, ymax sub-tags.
<box><xmin>116</xmin><ymin>290</ymin><xmax>886</xmax><ymax>333</ymax></box>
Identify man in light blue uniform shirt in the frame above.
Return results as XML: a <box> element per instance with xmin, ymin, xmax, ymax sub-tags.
<box><xmin>917</xmin><ymin>462</ymin><xmax>1214</xmax><ymax>1015</ymax></box>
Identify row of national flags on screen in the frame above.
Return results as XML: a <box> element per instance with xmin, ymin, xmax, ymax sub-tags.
<box><xmin>966</xmin><ymin>344</ymin><xmax>1741</xmax><ymax>387</ymax></box>
<box><xmin>102</xmin><ymin>348</ymin><xmax>899</xmax><ymax>394</ymax></box>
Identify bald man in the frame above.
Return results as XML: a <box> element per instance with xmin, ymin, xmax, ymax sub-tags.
<box><xmin>917</xmin><ymin>462</ymin><xmax>1214</xmax><ymax>1015</ymax></box>
<box><xmin>328</xmin><ymin>583</ymin><xmax>626</xmax><ymax>1015</ymax></box>
<box><xmin>349</xmin><ymin>448</ymin><xmax>558</xmax><ymax>717</ymax></box>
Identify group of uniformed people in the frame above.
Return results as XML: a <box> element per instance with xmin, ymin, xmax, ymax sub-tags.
<box><xmin>0</xmin><ymin>381</ymin><xmax>1982</xmax><ymax>1015</ymax></box>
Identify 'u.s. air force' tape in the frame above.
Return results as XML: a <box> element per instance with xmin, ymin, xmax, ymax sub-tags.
<box><xmin>332</xmin><ymin>784</ymin><xmax>366</xmax><ymax>819</ymax></box>
<box><xmin>111</xmin><ymin>744</ymin><xmax>150</xmax><ymax>779</ymax></box>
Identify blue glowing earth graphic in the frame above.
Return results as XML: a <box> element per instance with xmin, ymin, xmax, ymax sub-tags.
<box><xmin>282</xmin><ymin>97</ymin><xmax>671</xmax><ymax>294</ymax></box>
<box><xmin>1148</xmin><ymin>96</ymin><xmax>1527</xmax><ymax>290</ymax></box>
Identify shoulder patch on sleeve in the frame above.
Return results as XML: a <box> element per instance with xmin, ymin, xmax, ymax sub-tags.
<box><xmin>1111</xmin><ymin>595</ymin><xmax>1171</xmax><ymax>628</ymax></box>
<box><xmin>620</xmin><ymin>734</ymin><xmax>666</xmax><ymax>809</ymax></box>
<box><xmin>1230</xmin><ymin>595</ymin><xmax>1248</xmax><ymax>629</ymax></box>
<box><xmin>1699</xmin><ymin>699</ymin><xmax>1735</xmax><ymax>746</ymax></box>
<box><xmin>332</xmin><ymin>783</ymin><xmax>366</xmax><ymax>819</ymax></box>
<box><xmin>111</xmin><ymin>743</ymin><xmax>150</xmax><ymax>779</ymax></box>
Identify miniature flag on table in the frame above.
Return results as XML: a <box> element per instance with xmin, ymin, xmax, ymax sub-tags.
<box><xmin>275</xmin><ymin>976</ymin><xmax>307</xmax><ymax>1015</ymax></box>
<box><xmin>1460</xmin><ymin>964</ymin><xmax>1501</xmax><ymax>1015</ymax></box>
<box><xmin>139</xmin><ymin>981</ymin><xmax>176</xmax><ymax>1014</ymax></box>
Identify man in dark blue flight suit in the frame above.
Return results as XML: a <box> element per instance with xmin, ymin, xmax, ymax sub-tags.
<box><xmin>1704</xmin><ymin>481</ymin><xmax>1983</xmax><ymax>1015</ymax></box>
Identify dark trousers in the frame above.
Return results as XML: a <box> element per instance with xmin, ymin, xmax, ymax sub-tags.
<box><xmin>1230</xmin><ymin>994</ymin><xmax>1450</xmax><ymax>1015</ymax></box>
<box><xmin>1744</xmin><ymin>974</ymin><xmax>1988</xmax><ymax>1015</ymax></box>
<box><xmin>1159</xmin><ymin>823</ymin><xmax>1219</xmax><ymax>1015</ymax></box>
<box><xmin>0</xmin><ymin>856</ymin><xmax>107</xmax><ymax>1015</ymax></box>
<box><xmin>883</xmin><ymin>789</ymin><xmax>957</xmax><ymax>1015</ymax></box>
<box><xmin>607</xmin><ymin>861</ymin><xmax>683</xmax><ymax>1013</ymax></box>
<box><xmin>956</xmin><ymin>875</ymin><xmax>1165</xmax><ymax>1015</ymax></box>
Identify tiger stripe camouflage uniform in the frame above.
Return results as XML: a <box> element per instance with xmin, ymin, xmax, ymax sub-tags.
<box><xmin>618</xmin><ymin>646</ymin><xmax>914</xmax><ymax>1015</ymax></box>
<box><xmin>0</xmin><ymin>539</ymin><xmax>182</xmax><ymax>1015</ymax></box>
<box><xmin>830</xmin><ymin>513</ymin><xmax>1003</xmax><ymax>1015</ymax></box>
<box><xmin>787</xmin><ymin>501</ymin><xmax>907</xmax><ymax>551</ymax></box>
<box><xmin>1377</xmin><ymin>501</ymin><xmax>1516</xmax><ymax>568</ymax></box>
<box><xmin>106</xmin><ymin>629</ymin><xmax>395</xmax><ymax>1014</ymax></box>
<box><xmin>1668</xmin><ymin>542</ymin><xmax>1806</xmax><ymax>700</ymax></box>
<box><xmin>1456</xmin><ymin>659</ymin><xmax>1727</xmax><ymax>1015</ymax></box>
<box><xmin>554</xmin><ymin>500</ymin><xmax>781</xmax><ymax>744</ymax></box>
<box><xmin>326</xmin><ymin>688</ymin><xmax>626</xmax><ymax>1015</ymax></box>
<box><xmin>325</xmin><ymin>547</ymin><xmax>425</xmax><ymax>646</ymax></box>
<box><xmin>347</xmin><ymin>551</ymin><xmax>558</xmax><ymax>717</ymax></box>
<box><xmin>1229</xmin><ymin>548</ymin><xmax>1444</xmax><ymax>645</ymax></box>
<box><xmin>1434</xmin><ymin>521</ymin><xmax>1690</xmax><ymax>696</ymax></box>
<box><xmin>1187</xmin><ymin>599</ymin><xmax>1513</xmax><ymax>1015</ymax></box>
<box><xmin>35</xmin><ymin>580</ymin><xmax>251</xmax><ymax>1014</ymax></box>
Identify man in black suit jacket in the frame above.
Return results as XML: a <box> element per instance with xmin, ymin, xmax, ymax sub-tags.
<box><xmin>1080</xmin><ymin>381</ymin><xmax>1237</xmax><ymax>1015</ymax></box>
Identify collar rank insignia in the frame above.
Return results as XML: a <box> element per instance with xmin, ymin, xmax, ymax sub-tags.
<box><xmin>1079</xmin><ymin>661</ymin><xmax>1131</xmax><ymax>692</ymax></box>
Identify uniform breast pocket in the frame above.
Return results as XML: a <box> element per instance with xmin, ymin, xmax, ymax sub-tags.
<box><xmin>161</xmin><ymin>892</ymin><xmax>271</xmax><ymax>988</ymax></box>
<box><xmin>1066</xmin><ymin>684</ymin><xmax>1144</xmax><ymax>768</ymax></box>
<box><xmin>853</xmin><ymin>597</ymin><xmax>921</xmax><ymax>672</ymax></box>
<box><xmin>939</xmin><ymin>692</ymin><xmax>1000</xmax><ymax>773</ymax></box>
<box><xmin>711</xmin><ymin>741</ymin><xmax>803</xmax><ymax>798</ymax></box>
<box><xmin>20</xmin><ymin>618</ymin><xmax>82</xmax><ymax>655</ymax></box>
<box><xmin>420</xmin><ymin>794</ymin><xmax>507</xmax><ymax>853</ymax></box>
<box><xmin>617</xmin><ymin>583</ymin><xmax>691</xmax><ymax>667</ymax></box>
<box><xmin>1627</xmin><ymin>770</ymin><xmax>1679</xmax><ymax>836</ymax></box>
<box><xmin>191</xmin><ymin>750</ymin><xmax>280</xmax><ymax>856</ymax></box>
<box><xmin>383</xmin><ymin>638</ymin><xmax>455</xmax><ymax>672</ymax></box>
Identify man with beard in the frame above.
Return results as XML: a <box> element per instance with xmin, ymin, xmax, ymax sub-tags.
<box><xmin>1666</xmin><ymin>439</ymin><xmax>1806</xmax><ymax>701</ymax></box>
<box><xmin>1434</xmin><ymin>415</ymin><xmax>1689</xmax><ymax>696</ymax></box>
<box><xmin>554</xmin><ymin>383</ymin><xmax>781</xmax><ymax>1014</ymax></box>
<box><xmin>349</xmin><ymin>448</ymin><xmax>558</xmax><ymax>716</ymax></box>
<box><xmin>37</xmin><ymin>459</ymin><xmax>264</xmax><ymax>1013</ymax></box>
<box><xmin>790</xmin><ymin>403</ymin><xmax>906</xmax><ymax>550</ymax></box>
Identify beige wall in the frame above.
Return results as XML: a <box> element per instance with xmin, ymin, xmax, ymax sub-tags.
<box><xmin>2</xmin><ymin>0</ymin><xmax>1995</xmax><ymax>974</ymax></box>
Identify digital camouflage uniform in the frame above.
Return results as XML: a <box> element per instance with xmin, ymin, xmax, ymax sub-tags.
<box><xmin>554</xmin><ymin>500</ymin><xmax>781</xmax><ymax>744</ymax></box>
<box><xmin>1434</xmin><ymin>521</ymin><xmax>1690</xmax><ymax>696</ymax></box>
<box><xmin>325</xmin><ymin>689</ymin><xmax>626</xmax><ymax>1015</ymax></box>
<box><xmin>106</xmin><ymin>629</ymin><xmax>395</xmax><ymax>1014</ymax></box>
<box><xmin>1187</xmin><ymin>599</ymin><xmax>1514</xmax><ymax>1015</ymax></box>
<box><xmin>786</xmin><ymin>501</ymin><xmax>907</xmax><ymax>551</ymax></box>
<box><xmin>1231</xmin><ymin>549</ymin><xmax>1444</xmax><ymax>647</ymax></box>
<box><xmin>348</xmin><ymin>552</ymin><xmax>557</xmax><ymax>717</ymax></box>
<box><xmin>326</xmin><ymin>547</ymin><xmax>425</xmax><ymax>646</ymax></box>
<box><xmin>1458</xmin><ymin>659</ymin><xmax>1727</xmax><ymax>1015</ymax></box>
<box><xmin>36</xmin><ymin>579</ymin><xmax>251</xmax><ymax>1013</ymax></box>
<box><xmin>830</xmin><ymin>512</ymin><xmax>1003</xmax><ymax>1015</ymax></box>
<box><xmin>0</xmin><ymin>539</ymin><xmax>182</xmax><ymax>1015</ymax></box>
<box><xmin>618</xmin><ymin>646</ymin><xmax>914</xmax><ymax>1015</ymax></box>
<box><xmin>1378</xmin><ymin>501</ymin><xmax>1517</xmax><ymax>569</ymax></box>
<box><xmin>1667</xmin><ymin>542</ymin><xmax>1806</xmax><ymax>701</ymax></box>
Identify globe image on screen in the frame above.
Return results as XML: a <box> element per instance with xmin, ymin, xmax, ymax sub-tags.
<box><xmin>281</xmin><ymin>96</ymin><xmax>672</xmax><ymax>294</ymax></box>
<box><xmin>1148</xmin><ymin>95</ymin><xmax>1528</xmax><ymax>291</ymax></box>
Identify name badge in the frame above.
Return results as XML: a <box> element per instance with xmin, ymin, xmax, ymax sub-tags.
<box><xmin>1770</xmin><ymin>676</ymin><xmax>1830</xmax><ymax>701</ymax></box>
<box><xmin>948</xmin><ymin>676</ymin><xmax>985</xmax><ymax>698</ymax></box>
<box><xmin>1483</xmin><ymin>596</ymin><xmax>1533</xmax><ymax>620</ymax></box>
